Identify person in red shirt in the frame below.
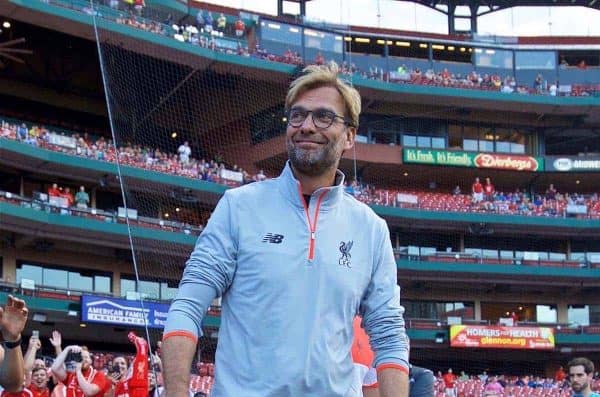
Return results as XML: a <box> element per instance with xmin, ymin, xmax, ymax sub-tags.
<box><xmin>50</xmin><ymin>345</ymin><xmax>109</xmax><ymax>397</ymax></box>
<box><xmin>442</xmin><ymin>368</ymin><xmax>457</xmax><ymax>397</ymax></box>
<box><xmin>554</xmin><ymin>365</ymin><xmax>566</xmax><ymax>382</ymax></box>
<box><xmin>59</xmin><ymin>188</ymin><xmax>74</xmax><ymax>208</ymax></box>
<box><xmin>47</xmin><ymin>184</ymin><xmax>61</xmax><ymax>197</ymax></box>
<box><xmin>111</xmin><ymin>332</ymin><xmax>149</xmax><ymax>397</ymax></box>
<box><xmin>471</xmin><ymin>177</ymin><xmax>484</xmax><ymax>203</ymax></box>
<box><xmin>484</xmin><ymin>177</ymin><xmax>495</xmax><ymax>202</ymax></box>
<box><xmin>0</xmin><ymin>386</ymin><xmax>34</xmax><ymax>397</ymax></box>
<box><xmin>28</xmin><ymin>368</ymin><xmax>49</xmax><ymax>397</ymax></box>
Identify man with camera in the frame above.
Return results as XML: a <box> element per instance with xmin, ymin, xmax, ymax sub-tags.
<box><xmin>50</xmin><ymin>345</ymin><xmax>110</xmax><ymax>397</ymax></box>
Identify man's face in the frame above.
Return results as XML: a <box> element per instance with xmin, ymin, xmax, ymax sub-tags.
<box><xmin>32</xmin><ymin>368</ymin><xmax>48</xmax><ymax>388</ymax></box>
<box><xmin>113</xmin><ymin>357</ymin><xmax>128</xmax><ymax>375</ymax></box>
<box><xmin>286</xmin><ymin>86</ymin><xmax>355</xmax><ymax>177</ymax></box>
<box><xmin>569</xmin><ymin>365</ymin><xmax>592</xmax><ymax>393</ymax></box>
<box><xmin>81</xmin><ymin>350</ymin><xmax>92</xmax><ymax>371</ymax></box>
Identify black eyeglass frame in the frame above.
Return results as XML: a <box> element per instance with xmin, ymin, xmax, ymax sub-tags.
<box><xmin>285</xmin><ymin>107</ymin><xmax>355</xmax><ymax>129</ymax></box>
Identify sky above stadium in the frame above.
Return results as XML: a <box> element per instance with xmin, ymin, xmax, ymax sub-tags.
<box><xmin>201</xmin><ymin>0</ymin><xmax>600</xmax><ymax>36</ymax></box>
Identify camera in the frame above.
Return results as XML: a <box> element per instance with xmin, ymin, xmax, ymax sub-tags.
<box><xmin>67</xmin><ymin>352</ymin><xmax>83</xmax><ymax>363</ymax></box>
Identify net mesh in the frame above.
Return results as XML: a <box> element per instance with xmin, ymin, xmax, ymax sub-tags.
<box><xmin>82</xmin><ymin>0</ymin><xmax>599</xmax><ymax>391</ymax></box>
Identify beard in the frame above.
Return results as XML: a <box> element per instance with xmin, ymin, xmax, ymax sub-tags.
<box><xmin>286</xmin><ymin>137</ymin><xmax>342</xmax><ymax>177</ymax></box>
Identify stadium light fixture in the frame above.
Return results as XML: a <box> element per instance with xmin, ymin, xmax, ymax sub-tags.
<box><xmin>171</xmin><ymin>132</ymin><xmax>177</xmax><ymax>138</ymax></box>
<box><xmin>164</xmin><ymin>213</ymin><xmax>170</xmax><ymax>218</ymax></box>
<box><xmin>289</xmin><ymin>27</ymin><xmax>299</xmax><ymax>33</ymax></box>
<box><xmin>447</xmin><ymin>46</ymin><xmax>455</xmax><ymax>51</ymax></box>
<box><xmin>419</xmin><ymin>43</ymin><xmax>428</xmax><ymax>48</ymax></box>
<box><xmin>403</xmin><ymin>172</ymin><xmax>408</xmax><ymax>176</ymax></box>
<box><xmin>80</xmin><ymin>323</ymin><xmax>87</xmax><ymax>328</ymax></box>
<box><xmin>2</xmin><ymin>21</ymin><xmax>10</xmax><ymax>29</ymax></box>
<box><xmin>335</xmin><ymin>36</ymin><xmax>343</xmax><ymax>41</ymax></box>
<box><xmin>395</xmin><ymin>41</ymin><xmax>410</xmax><ymax>47</ymax></box>
<box><xmin>376</xmin><ymin>39</ymin><xmax>385</xmax><ymax>45</ymax></box>
<box><xmin>459</xmin><ymin>47</ymin><xmax>466</xmax><ymax>52</ymax></box>
<box><xmin>267</xmin><ymin>23</ymin><xmax>280</xmax><ymax>30</ymax></box>
<box><xmin>576</xmin><ymin>180</ymin><xmax>580</xmax><ymax>184</ymax></box>
<box><xmin>432</xmin><ymin>44</ymin><xmax>445</xmax><ymax>50</ymax></box>
<box><xmin>355</xmin><ymin>37</ymin><xmax>370</xmax><ymax>43</ymax></box>
<box><xmin>175</xmin><ymin>207</ymin><xmax>180</xmax><ymax>212</ymax></box>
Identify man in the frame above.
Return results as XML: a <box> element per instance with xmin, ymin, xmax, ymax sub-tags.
<box><xmin>567</xmin><ymin>357</ymin><xmax>600</xmax><ymax>397</ymax></box>
<box><xmin>74</xmin><ymin>187</ymin><xmax>90</xmax><ymax>210</ymax></box>
<box><xmin>442</xmin><ymin>368</ymin><xmax>457</xmax><ymax>397</ymax></box>
<box><xmin>28</xmin><ymin>368</ymin><xmax>49</xmax><ymax>397</ymax></box>
<box><xmin>0</xmin><ymin>295</ymin><xmax>29</xmax><ymax>392</ymax></box>
<box><xmin>471</xmin><ymin>177</ymin><xmax>483</xmax><ymax>203</ymax></box>
<box><xmin>50</xmin><ymin>345</ymin><xmax>109</xmax><ymax>397</ymax></box>
<box><xmin>177</xmin><ymin>142</ymin><xmax>191</xmax><ymax>165</ymax></box>
<box><xmin>162</xmin><ymin>62</ymin><xmax>409</xmax><ymax>397</ymax></box>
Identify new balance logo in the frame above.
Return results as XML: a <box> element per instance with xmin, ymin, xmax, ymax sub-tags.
<box><xmin>262</xmin><ymin>233</ymin><xmax>284</xmax><ymax>244</ymax></box>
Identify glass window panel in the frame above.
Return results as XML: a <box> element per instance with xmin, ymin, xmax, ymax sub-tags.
<box><xmin>120</xmin><ymin>279</ymin><xmax>136</xmax><ymax>297</ymax></box>
<box><xmin>421</xmin><ymin>247</ymin><xmax>436</xmax><ymax>255</ymax></box>
<box><xmin>432</xmin><ymin>137</ymin><xmax>445</xmax><ymax>149</ymax></box>
<box><xmin>570</xmin><ymin>252</ymin><xmax>586</xmax><ymax>261</ymax></box>
<box><xmin>465</xmin><ymin>248</ymin><xmax>482</xmax><ymax>257</ymax></box>
<box><xmin>496</xmin><ymin>141</ymin><xmax>511</xmax><ymax>153</ymax></box>
<box><xmin>17</xmin><ymin>264</ymin><xmax>43</xmax><ymax>285</ymax></box>
<box><xmin>260</xmin><ymin>21</ymin><xmax>301</xmax><ymax>45</ymax></box>
<box><xmin>43</xmin><ymin>268</ymin><xmax>68</xmax><ymax>289</ymax></box>
<box><xmin>402</xmin><ymin>135</ymin><xmax>417</xmax><ymax>147</ymax></box>
<box><xmin>479</xmin><ymin>139</ymin><xmax>494</xmax><ymax>152</ymax></box>
<box><xmin>511</xmin><ymin>143</ymin><xmax>525</xmax><ymax>153</ymax></box>
<box><xmin>515</xmin><ymin>51</ymin><xmax>555</xmax><ymax>70</ymax></box>
<box><xmin>417</xmin><ymin>136</ymin><xmax>431</xmax><ymax>148</ymax></box>
<box><xmin>138</xmin><ymin>280</ymin><xmax>160</xmax><ymax>300</ymax></box>
<box><xmin>568</xmin><ymin>305</ymin><xmax>589</xmax><ymax>326</ymax></box>
<box><xmin>536</xmin><ymin>305</ymin><xmax>557</xmax><ymax>323</ymax></box>
<box><xmin>463</xmin><ymin>139</ymin><xmax>478</xmax><ymax>151</ymax></box>
<box><xmin>500</xmin><ymin>250</ymin><xmax>514</xmax><ymax>259</ymax></box>
<box><xmin>537</xmin><ymin>252</ymin><xmax>549</xmax><ymax>260</ymax></box>
<box><xmin>548</xmin><ymin>252</ymin><xmax>566</xmax><ymax>261</ymax></box>
<box><xmin>160</xmin><ymin>282</ymin><xmax>178</xmax><ymax>301</ymax></box>
<box><xmin>69</xmin><ymin>272</ymin><xmax>93</xmax><ymax>292</ymax></box>
<box><xmin>475</xmin><ymin>48</ymin><xmax>513</xmax><ymax>68</ymax></box>
<box><xmin>95</xmin><ymin>276</ymin><xmax>111</xmax><ymax>294</ymax></box>
<box><xmin>482</xmin><ymin>249</ymin><xmax>498</xmax><ymax>258</ymax></box>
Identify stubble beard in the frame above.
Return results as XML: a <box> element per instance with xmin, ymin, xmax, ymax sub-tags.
<box><xmin>286</xmin><ymin>139</ymin><xmax>340</xmax><ymax>177</ymax></box>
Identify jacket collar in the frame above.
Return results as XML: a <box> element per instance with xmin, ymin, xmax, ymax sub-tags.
<box><xmin>276</xmin><ymin>161</ymin><xmax>346</xmax><ymax>209</ymax></box>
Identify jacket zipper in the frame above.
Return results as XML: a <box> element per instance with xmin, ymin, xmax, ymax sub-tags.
<box><xmin>297</xmin><ymin>184</ymin><xmax>328</xmax><ymax>261</ymax></box>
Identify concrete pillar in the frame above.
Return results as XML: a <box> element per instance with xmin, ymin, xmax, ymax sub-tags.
<box><xmin>557</xmin><ymin>302</ymin><xmax>569</xmax><ymax>324</ymax></box>
<box><xmin>474</xmin><ymin>300</ymin><xmax>481</xmax><ymax>321</ymax></box>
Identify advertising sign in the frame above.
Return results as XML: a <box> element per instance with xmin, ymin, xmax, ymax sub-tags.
<box><xmin>403</xmin><ymin>149</ymin><xmax>543</xmax><ymax>171</ymax></box>
<box><xmin>449</xmin><ymin>325</ymin><xmax>555</xmax><ymax>350</ymax></box>
<box><xmin>546</xmin><ymin>156</ymin><xmax>600</xmax><ymax>172</ymax></box>
<box><xmin>81</xmin><ymin>295</ymin><xmax>169</xmax><ymax>329</ymax></box>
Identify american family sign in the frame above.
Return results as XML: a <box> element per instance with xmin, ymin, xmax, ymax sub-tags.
<box><xmin>81</xmin><ymin>295</ymin><xmax>169</xmax><ymax>329</ymax></box>
<box><xmin>545</xmin><ymin>156</ymin><xmax>600</xmax><ymax>172</ymax></box>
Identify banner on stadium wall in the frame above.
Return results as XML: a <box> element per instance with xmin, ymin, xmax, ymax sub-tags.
<box><xmin>449</xmin><ymin>325</ymin><xmax>555</xmax><ymax>350</ymax></box>
<box><xmin>545</xmin><ymin>156</ymin><xmax>600</xmax><ymax>172</ymax></box>
<box><xmin>403</xmin><ymin>149</ymin><xmax>543</xmax><ymax>172</ymax></box>
<box><xmin>81</xmin><ymin>295</ymin><xmax>169</xmax><ymax>329</ymax></box>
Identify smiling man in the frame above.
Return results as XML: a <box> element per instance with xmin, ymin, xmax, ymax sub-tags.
<box><xmin>162</xmin><ymin>62</ymin><xmax>409</xmax><ymax>397</ymax></box>
<box><xmin>567</xmin><ymin>357</ymin><xmax>600</xmax><ymax>397</ymax></box>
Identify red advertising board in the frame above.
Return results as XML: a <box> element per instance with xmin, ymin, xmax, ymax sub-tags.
<box><xmin>474</xmin><ymin>153</ymin><xmax>540</xmax><ymax>172</ymax></box>
<box><xmin>450</xmin><ymin>325</ymin><xmax>555</xmax><ymax>350</ymax></box>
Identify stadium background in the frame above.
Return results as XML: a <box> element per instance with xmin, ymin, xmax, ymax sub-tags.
<box><xmin>0</xmin><ymin>0</ymin><xmax>600</xmax><ymax>394</ymax></box>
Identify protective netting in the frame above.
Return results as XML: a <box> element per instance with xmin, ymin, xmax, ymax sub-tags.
<box><xmin>85</xmin><ymin>0</ymin><xmax>600</xmax><ymax>392</ymax></box>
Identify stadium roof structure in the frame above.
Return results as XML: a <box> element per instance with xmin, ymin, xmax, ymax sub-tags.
<box><xmin>280</xmin><ymin>0</ymin><xmax>600</xmax><ymax>34</ymax></box>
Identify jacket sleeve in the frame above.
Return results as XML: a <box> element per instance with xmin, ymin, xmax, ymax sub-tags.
<box><xmin>359</xmin><ymin>217</ymin><xmax>409</xmax><ymax>372</ymax></box>
<box><xmin>164</xmin><ymin>191</ymin><xmax>238</xmax><ymax>339</ymax></box>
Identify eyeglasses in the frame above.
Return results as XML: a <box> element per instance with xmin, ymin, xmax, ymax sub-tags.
<box><xmin>286</xmin><ymin>107</ymin><xmax>353</xmax><ymax>129</ymax></box>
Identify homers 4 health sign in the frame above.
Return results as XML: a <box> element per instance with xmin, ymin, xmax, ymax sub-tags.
<box><xmin>403</xmin><ymin>149</ymin><xmax>543</xmax><ymax>172</ymax></box>
<box><xmin>81</xmin><ymin>295</ymin><xmax>169</xmax><ymax>329</ymax></box>
<box><xmin>450</xmin><ymin>325</ymin><xmax>555</xmax><ymax>350</ymax></box>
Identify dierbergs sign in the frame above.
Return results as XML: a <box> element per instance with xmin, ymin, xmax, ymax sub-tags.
<box><xmin>403</xmin><ymin>149</ymin><xmax>543</xmax><ymax>172</ymax></box>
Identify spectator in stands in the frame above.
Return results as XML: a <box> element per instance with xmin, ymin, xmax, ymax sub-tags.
<box><xmin>472</xmin><ymin>177</ymin><xmax>484</xmax><ymax>203</ymax></box>
<box><xmin>17</xmin><ymin>124</ymin><xmax>27</xmax><ymax>141</ymax></box>
<box><xmin>452</xmin><ymin>185</ymin><xmax>461</xmax><ymax>196</ymax></box>
<box><xmin>315</xmin><ymin>52</ymin><xmax>325</xmax><ymax>65</ymax></box>
<box><xmin>546</xmin><ymin>184</ymin><xmax>557</xmax><ymax>200</ymax></box>
<box><xmin>48</xmin><ymin>184</ymin><xmax>61</xmax><ymax>198</ymax></box>
<box><xmin>567</xmin><ymin>357</ymin><xmax>599</xmax><ymax>397</ymax></box>
<box><xmin>177</xmin><ymin>142</ymin><xmax>191</xmax><ymax>165</ymax></box>
<box><xmin>28</xmin><ymin>367</ymin><xmax>49</xmax><ymax>397</ymax></box>
<box><xmin>74</xmin><ymin>186</ymin><xmax>90</xmax><ymax>210</ymax></box>
<box><xmin>60</xmin><ymin>187</ymin><xmax>74</xmax><ymax>208</ymax></box>
<box><xmin>534</xmin><ymin>74</ymin><xmax>544</xmax><ymax>93</ymax></box>
<box><xmin>484</xmin><ymin>376</ymin><xmax>504</xmax><ymax>396</ymax></box>
<box><xmin>51</xmin><ymin>345</ymin><xmax>110</xmax><ymax>397</ymax></box>
<box><xmin>162</xmin><ymin>62</ymin><xmax>409</xmax><ymax>397</ymax></box>
<box><xmin>217</xmin><ymin>13</ymin><xmax>226</xmax><ymax>32</ymax></box>
<box><xmin>443</xmin><ymin>369</ymin><xmax>457</xmax><ymax>397</ymax></box>
<box><xmin>0</xmin><ymin>295</ymin><xmax>29</xmax><ymax>393</ymax></box>
<box><xmin>133</xmin><ymin>0</ymin><xmax>145</xmax><ymax>17</ymax></box>
<box><xmin>458</xmin><ymin>371</ymin><xmax>469</xmax><ymax>381</ymax></box>
<box><xmin>484</xmin><ymin>177</ymin><xmax>495</xmax><ymax>202</ymax></box>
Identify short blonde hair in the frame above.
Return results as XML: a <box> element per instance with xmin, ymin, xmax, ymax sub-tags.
<box><xmin>285</xmin><ymin>62</ymin><xmax>361</xmax><ymax>128</ymax></box>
